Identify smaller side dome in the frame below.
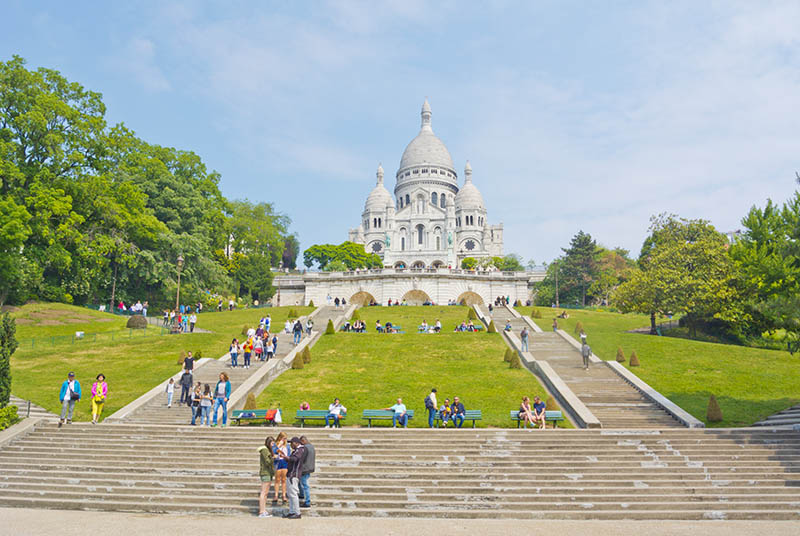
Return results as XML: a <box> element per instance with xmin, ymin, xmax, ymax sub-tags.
<box><xmin>365</xmin><ymin>163</ymin><xmax>393</xmax><ymax>210</ymax></box>
<box><xmin>455</xmin><ymin>160</ymin><xmax>485</xmax><ymax>209</ymax></box>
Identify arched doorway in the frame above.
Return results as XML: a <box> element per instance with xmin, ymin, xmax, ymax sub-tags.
<box><xmin>457</xmin><ymin>291</ymin><xmax>484</xmax><ymax>306</ymax></box>
<box><xmin>350</xmin><ymin>291</ymin><xmax>377</xmax><ymax>306</ymax></box>
<box><xmin>431</xmin><ymin>260</ymin><xmax>444</xmax><ymax>268</ymax></box>
<box><xmin>411</xmin><ymin>261</ymin><xmax>425</xmax><ymax>269</ymax></box>
<box><xmin>403</xmin><ymin>289</ymin><xmax>432</xmax><ymax>306</ymax></box>
<box><xmin>394</xmin><ymin>261</ymin><xmax>406</xmax><ymax>269</ymax></box>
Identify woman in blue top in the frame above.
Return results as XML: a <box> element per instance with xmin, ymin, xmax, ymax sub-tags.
<box><xmin>273</xmin><ymin>432</ymin><xmax>291</xmax><ymax>505</ymax></box>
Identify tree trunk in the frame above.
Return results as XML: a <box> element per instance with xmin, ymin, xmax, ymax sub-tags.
<box><xmin>109</xmin><ymin>261</ymin><xmax>118</xmax><ymax>313</ymax></box>
<box><xmin>650</xmin><ymin>312</ymin><xmax>657</xmax><ymax>335</ymax></box>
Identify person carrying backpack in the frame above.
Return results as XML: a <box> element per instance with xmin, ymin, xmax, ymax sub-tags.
<box><xmin>425</xmin><ymin>388</ymin><xmax>438</xmax><ymax>428</ymax></box>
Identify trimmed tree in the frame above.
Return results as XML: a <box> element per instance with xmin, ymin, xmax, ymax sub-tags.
<box><xmin>487</xmin><ymin>320</ymin><xmax>497</xmax><ymax>333</ymax></box>
<box><xmin>241</xmin><ymin>324</ymin><xmax>249</xmax><ymax>336</ymax></box>
<box><xmin>308</xmin><ymin>300</ymin><xmax>315</xmax><ymax>307</ymax></box>
<box><xmin>545</xmin><ymin>396</ymin><xmax>561</xmax><ymax>412</ymax></box>
<box><xmin>509</xmin><ymin>353</ymin><xmax>522</xmax><ymax>369</ymax></box>
<box><xmin>616</xmin><ymin>347</ymin><xmax>626</xmax><ymax>363</ymax></box>
<box><xmin>467</xmin><ymin>308</ymin><xmax>477</xmax><ymax>320</ymax></box>
<box><xmin>503</xmin><ymin>348</ymin><xmax>513</xmax><ymax>363</ymax></box>
<box><xmin>531</xmin><ymin>309</ymin><xmax>542</xmax><ymax>319</ymax></box>
<box><xmin>707</xmin><ymin>395</ymin><xmax>723</xmax><ymax>423</ymax></box>
<box><xmin>574</xmin><ymin>321</ymin><xmax>583</xmax><ymax>335</ymax></box>
<box><xmin>350</xmin><ymin>309</ymin><xmax>361</xmax><ymax>322</ymax></box>
<box><xmin>126</xmin><ymin>315</ymin><xmax>148</xmax><ymax>329</ymax></box>
<box><xmin>302</xmin><ymin>346</ymin><xmax>311</xmax><ymax>364</ymax></box>
<box><xmin>629</xmin><ymin>351</ymin><xmax>640</xmax><ymax>366</ymax></box>
<box><xmin>244</xmin><ymin>393</ymin><xmax>257</xmax><ymax>410</ymax></box>
<box><xmin>0</xmin><ymin>313</ymin><xmax>17</xmax><ymax>407</ymax></box>
<box><xmin>325</xmin><ymin>319</ymin><xmax>335</xmax><ymax>335</ymax></box>
<box><xmin>288</xmin><ymin>308</ymin><xmax>298</xmax><ymax>318</ymax></box>
<box><xmin>291</xmin><ymin>353</ymin><xmax>304</xmax><ymax>369</ymax></box>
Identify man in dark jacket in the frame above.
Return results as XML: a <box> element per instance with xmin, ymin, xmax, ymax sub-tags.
<box><xmin>285</xmin><ymin>437</ymin><xmax>306</xmax><ymax>519</ymax></box>
<box><xmin>299</xmin><ymin>436</ymin><xmax>315</xmax><ymax>508</ymax></box>
<box><xmin>450</xmin><ymin>396</ymin><xmax>466</xmax><ymax>428</ymax></box>
<box><xmin>292</xmin><ymin>320</ymin><xmax>303</xmax><ymax>345</ymax></box>
<box><xmin>179</xmin><ymin>371</ymin><xmax>193</xmax><ymax>404</ymax></box>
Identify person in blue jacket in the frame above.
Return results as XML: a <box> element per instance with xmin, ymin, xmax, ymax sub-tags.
<box><xmin>212</xmin><ymin>372</ymin><xmax>232</xmax><ymax>427</ymax></box>
<box><xmin>59</xmin><ymin>371</ymin><xmax>81</xmax><ymax>427</ymax></box>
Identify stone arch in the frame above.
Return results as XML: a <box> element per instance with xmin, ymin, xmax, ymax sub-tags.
<box><xmin>431</xmin><ymin>260</ymin><xmax>445</xmax><ymax>268</ymax></box>
<box><xmin>457</xmin><ymin>291</ymin><xmax>484</xmax><ymax>306</ymax></box>
<box><xmin>350</xmin><ymin>291</ymin><xmax>377</xmax><ymax>306</ymax></box>
<box><xmin>394</xmin><ymin>261</ymin><xmax>407</xmax><ymax>269</ymax></box>
<box><xmin>410</xmin><ymin>261</ymin><xmax>425</xmax><ymax>269</ymax></box>
<box><xmin>403</xmin><ymin>289</ymin><xmax>431</xmax><ymax>305</ymax></box>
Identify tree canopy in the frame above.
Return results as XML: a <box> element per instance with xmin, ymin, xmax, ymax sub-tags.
<box><xmin>303</xmin><ymin>242</ymin><xmax>382</xmax><ymax>270</ymax></box>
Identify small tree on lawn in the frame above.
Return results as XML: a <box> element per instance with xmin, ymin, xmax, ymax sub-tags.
<box><xmin>325</xmin><ymin>319</ymin><xmax>335</xmax><ymax>335</ymax></box>
<box><xmin>574</xmin><ymin>321</ymin><xmax>583</xmax><ymax>335</ymax></box>
<box><xmin>302</xmin><ymin>346</ymin><xmax>311</xmax><ymax>364</ymax></box>
<box><xmin>0</xmin><ymin>313</ymin><xmax>17</xmax><ymax>407</ymax></box>
<box><xmin>288</xmin><ymin>308</ymin><xmax>298</xmax><ymax>318</ymax></box>
<box><xmin>707</xmin><ymin>395</ymin><xmax>723</xmax><ymax>423</ymax></box>
<box><xmin>509</xmin><ymin>353</ymin><xmax>522</xmax><ymax>369</ymax></box>
<box><xmin>504</xmin><ymin>348</ymin><xmax>513</xmax><ymax>362</ymax></box>
<box><xmin>545</xmin><ymin>396</ymin><xmax>561</xmax><ymax>412</ymax></box>
<box><xmin>616</xmin><ymin>347</ymin><xmax>626</xmax><ymax>363</ymax></box>
<box><xmin>291</xmin><ymin>354</ymin><xmax>304</xmax><ymax>369</ymax></box>
<box><xmin>629</xmin><ymin>350</ymin><xmax>640</xmax><ymax>366</ymax></box>
<box><xmin>308</xmin><ymin>300</ymin><xmax>315</xmax><ymax>307</ymax></box>
<box><xmin>244</xmin><ymin>393</ymin><xmax>257</xmax><ymax>410</ymax></box>
<box><xmin>487</xmin><ymin>320</ymin><xmax>497</xmax><ymax>333</ymax></box>
<box><xmin>467</xmin><ymin>308</ymin><xmax>477</xmax><ymax>320</ymax></box>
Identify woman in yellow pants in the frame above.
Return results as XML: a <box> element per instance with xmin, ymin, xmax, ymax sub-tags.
<box><xmin>91</xmin><ymin>374</ymin><xmax>107</xmax><ymax>423</ymax></box>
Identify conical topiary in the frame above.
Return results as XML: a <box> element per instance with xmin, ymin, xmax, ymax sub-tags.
<box><xmin>288</xmin><ymin>308</ymin><xmax>298</xmax><ymax>318</ymax></box>
<box><xmin>302</xmin><ymin>346</ymin><xmax>311</xmax><ymax>364</ymax></box>
<box><xmin>487</xmin><ymin>320</ymin><xmax>497</xmax><ymax>333</ymax></box>
<box><xmin>178</xmin><ymin>350</ymin><xmax>186</xmax><ymax>365</ymax></box>
<box><xmin>574</xmin><ymin>321</ymin><xmax>583</xmax><ymax>335</ymax></box>
<box><xmin>707</xmin><ymin>395</ymin><xmax>723</xmax><ymax>423</ymax></box>
<box><xmin>467</xmin><ymin>308</ymin><xmax>477</xmax><ymax>320</ymax></box>
<box><xmin>509</xmin><ymin>353</ymin><xmax>522</xmax><ymax>369</ymax></box>
<box><xmin>629</xmin><ymin>351</ymin><xmax>640</xmax><ymax>367</ymax></box>
<box><xmin>325</xmin><ymin>319</ymin><xmax>335</xmax><ymax>335</ymax></box>
<box><xmin>291</xmin><ymin>353</ymin><xmax>304</xmax><ymax>369</ymax></box>
<box><xmin>241</xmin><ymin>324</ymin><xmax>249</xmax><ymax>336</ymax></box>
<box><xmin>546</xmin><ymin>396</ymin><xmax>561</xmax><ymax>412</ymax></box>
<box><xmin>308</xmin><ymin>300</ymin><xmax>315</xmax><ymax>307</ymax></box>
<box><xmin>531</xmin><ymin>309</ymin><xmax>542</xmax><ymax>319</ymax></box>
<box><xmin>350</xmin><ymin>309</ymin><xmax>361</xmax><ymax>321</ymax></box>
<box><xmin>244</xmin><ymin>393</ymin><xmax>257</xmax><ymax>410</ymax></box>
<box><xmin>616</xmin><ymin>347</ymin><xmax>626</xmax><ymax>363</ymax></box>
<box><xmin>504</xmin><ymin>348</ymin><xmax>513</xmax><ymax>363</ymax></box>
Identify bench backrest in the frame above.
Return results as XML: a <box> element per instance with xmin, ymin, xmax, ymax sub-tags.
<box><xmin>509</xmin><ymin>410</ymin><xmax>564</xmax><ymax>420</ymax></box>
<box><xmin>362</xmin><ymin>409</ymin><xmax>415</xmax><ymax>418</ymax></box>
<box><xmin>296</xmin><ymin>410</ymin><xmax>335</xmax><ymax>418</ymax></box>
<box><xmin>232</xmin><ymin>409</ymin><xmax>268</xmax><ymax>417</ymax></box>
<box><xmin>438</xmin><ymin>410</ymin><xmax>482</xmax><ymax>418</ymax></box>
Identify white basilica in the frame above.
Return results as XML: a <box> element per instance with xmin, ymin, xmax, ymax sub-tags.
<box><xmin>348</xmin><ymin>100</ymin><xmax>503</xmax><ymax>269</ymax></box>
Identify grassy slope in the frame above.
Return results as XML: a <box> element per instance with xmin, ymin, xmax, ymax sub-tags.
<box><xmin>519</xmin><ymin>306</ymin><xmax>800</xmax><ymax>427</ymax></box>
<box><xmin>9</xmin><ymin>304</ymin><xmax>312</xmax><ymax>422</ymax></box>
<box><xmin>257</xmin><ymin>306</ymin><xmax>568</xmax><ymax>428</ymax></box>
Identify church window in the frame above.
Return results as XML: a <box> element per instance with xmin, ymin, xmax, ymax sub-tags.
<box><xmin>413</xmin><ymin>169</ymin><xmax>419</xmax><ymax>174</ymax></box>
<box><xmin>417</xmin><ymin>224</ymin><xmax>424</xmax><ymax>245</ymax></box>
<box><xmin>378</xmin><ymin>217</ymin><xmax>382</xmax><ymax>228</ymax></box>
<box><xmin>401</xmin><ymin>237</ymin><xmax>405</xmax><ymax>251</ymax></box>
<box><xmin>431</xmin><ymin>169</ymin><xmax>438</xmax><ymax>174</ymax></box>
<box><xmin>405</xmin><ymin>172</ymin><xmax>410</xmax><ymax>177</ymax></box>
<box><xmin>405</xmin><ymin>194</ymin><xmax>410</xmax><ymax>206</ymax></box>
<box><xmin>440</xmin><ymin>194</ymin><xmax>446</xmax><ymax>208</ymax></box>
<box><xmin>365</xmin><ymin>219</ymin><xmax>369</xmax><ymax>230</ymax></box>
<box><xmin>373</xmin><ymin>218</ymin><xmax>377</xmax><ymax>228</ymax></box>
<box><xmin>465</xmin><ymin>239</ymin><xmax>476</xmax><ymax>251</ymax></box>
<box><xmin>371</xmin><ymin>242</ymin><xmax>382</xmax><ymax>253</ymax></box>
<box><xmin>436</xmin><ymin>236</ymin><xmax>441</xmax><ymax>250</ymax></box>
<box><xmin>421</xmin><ymin>168</ymin><xmax>428</xmax><ymax>174</ymax></box>
<box><xmin>431</xmin><ymin>192</ymin><xmax>438</xmax><ymax>206</ymax></box>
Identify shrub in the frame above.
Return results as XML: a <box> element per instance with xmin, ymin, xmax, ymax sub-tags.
<box><xmin>707</xmin><ymin>395</ymin><xmax>723</xmax><ymax>422</ymax></box>
<box><xmin>0</xmin><ymin>405</ymin><xmax>19</xmax><ymax>431</ymax></box>
<box><xmin>302</xmin><ymin>346</ymin><xmax>311</xmax><ymax>364</ymax></box>
<box><xmin>487</xmin><ymin>320</ymin><xmax>497</xmax><ymax>333</ymax></box>
<box><xmin>467</xmin><ymin>308</ymin><xmax>477</xmax><ymax>320</ymax></box>
<box><xmin>325</xmin><ymin>319</ymin><xmax>335</xmax><ymax>335</ymax></box>
<box><xmin>503</xmin><ymin>348</ymin><xmax>513</xmax><ymax>363</ymax></box>
<box><xmin>574</xmin><ymin>321</ymin><xmax>583</xmax><ymax>335</ymax></box>
<box><xmin>178</xmin><ymin>351</ymin><xmax>186</xmax><ymax>365</ymax></box>
<box><xmin>509</xmin><ymin>353</ymin><xmax>522</xmax><ymax>369</ymax></box>
<box><xmin>241</xmin><ymin>324</ymin><xmax>249</xmax><ymax>336</ymax></box>
<box><xmin>291</xmin><ymin>353</ymin><xmax>304</xmax><ymax>369</ymax></box>
<box><xmin>0</xmin><ymin>313</ymin><xmax>17</xmax><ymax>407</ymax></box>
<box><xmin>531</xmin><ymin>309</ymin><xmax>542</xmax><ymax>319</ymax></box>
<box><xmin>616</xmin><ymin>347</ymin><xmax>626</xmax><ymax>363</ymax></box>
<box><xmin>243</xmin><ymin>393</ymin><xmax>257</xmax><ymax>410</ymax></box>
<box><xmin>126</xmin><ymin>315</ymin><xmax>148</xmax><ymax>329</ymax></box>
<box><xmin>350</xmin><ymin>309</ymin><xmax>361</xmax><ymax>322</ymax></box>
<box><xmin>288</xmin><ymin>308</ymin><xmax>298</xmax><ymax>318</ymax></box>
<box><xmin>308</xmin><ymin>300</ymin><xmax>315</xmax><ymax>307</ymax></box>
<box><xmin>629</xmin><ymin>351</ymin><xmax>640</xmax><ymax>367</ymax></box>
<box><xmin>545</xmin><ymin>396</ymin><xmax>561</xmax><ymax>412</ymax></box>
<box><xmin>194</xmin><ymin>350</ymin><xmax>203</xmax><ymax>359</ymax></box>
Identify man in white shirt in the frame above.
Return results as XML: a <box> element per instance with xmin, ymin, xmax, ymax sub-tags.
<box><xmin>425</xmin><ymin>388</ymin><xmax>438</xmax><ymax>428</ymax></box>
<box><xmin>384</xmin><ymin>398</ymin><xmax>408</xmax><ymax>428</ymax></box>
<box><xmin>325</xmin><ymin>398</ymin><xmax>347</xmax><ymax>428</ymax></box>
<box><xmin>189</xmin><ymin>313</ymin><xmax>197</xmax><ymax>333</ymax></box>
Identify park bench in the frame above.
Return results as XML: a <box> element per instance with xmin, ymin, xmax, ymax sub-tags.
<box><xmin>509</xmin><ymin>409</ymin><xmax>564</xmax><ymax>428</ymax></box>
<box><xmin>296</xmin><ymin>409</ymin><xmax>346</xmax><ymax>427</ymax></box>
<box><xmin>231</xmin><ymin>409</ymin><xmax>278</xmax><ymax>426</ymax></box>
<box><xmin>362</xmin><ymin>409</ymin><xmax>415</xmax><ymax>427</ymax></box>
<box><xmin>434</xmin><ymin>409</ymin><xmax>482</xmax><ymax>428</ymax></box>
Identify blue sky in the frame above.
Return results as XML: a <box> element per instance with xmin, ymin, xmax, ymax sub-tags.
<box><xmin>3</xmin><ymin>1</ymin><xmax>799</xmax><ymax>265</ymax></box>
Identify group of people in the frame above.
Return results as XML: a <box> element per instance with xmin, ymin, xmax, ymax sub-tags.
<box><xmin>424</xmin><ymin>389</ymin><xmax>467</xmax><ymax>428</ymax></box>
<box><xmin>162</xmin><ymin>309</ymin><xmax>198</xmax><ymax>333</ymax></box>
<box><xmin>341</xmin><ymin>320</ymin><xmax>367</xmax><ymax>332</ymax></box>
<box><xmin>179</xmin><ymin>371</ymin><xmax>231</xmax><ymax>427</ymax></box>
<box><xmin>418</xmin><ymin>319</ymin><xmax>442</xmax><ymax>333</ymax></box>
<box><xmin>494</xmin><ymin>296</ymin><xmax>511</xmax><ymax>306</ymax></box>
<box><xmin>518</xmin><ymin>395</ymin><xmax>547</xmax><ymax>429</ymax></box>
<box><xmin>257</xmin><ymin>433</ymin><xmax>315</xmax><ymax>518</ymax></box>
<box><xmin>375</xmin><ymin>320</ymin><xmax>400</xmax><ymax>333</ymax></box>
<box><xmin>454</xmin><ymin>320</ymin><xmax>479</xmax><ymax>332</ymax></box>
<box><xmin>327</xmin><ymin>296</ymin><xmax>348</xmax><ymax>308</ymax></box>
<box><xmin>283</xmin><ymin>317</ymin><xmax>311</xmax><ymax>344</ymax></box>
<box><xmin>58</xmin><ymin>371</ymin><xmax>108</xmax><ymax>426</ymax></box>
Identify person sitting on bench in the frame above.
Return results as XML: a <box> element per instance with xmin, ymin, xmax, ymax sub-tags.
<box><xmin>438</xmin><ymin>398</ymin><xmax>452</xmax><ymax>427</ymax></box>
<box><xmin>325</xmin><ymin>398</ymin><xmax>347</xmax><ymax>428</ymax></box>
<box><xmin>532</xmin><ymin>396</ymin><xmax>546</xmax><ymax>429</ymax></box>
<box><xmin>383</xmin><ymin>397</ymin><xmax>408</xmax><ymax>428</ymax></box>
<box><xmin>518</xmin><ymin>396</ymin><xmax>535</xmax><ymax>428</ymax></box>
<box><xmin>450</xmin><ymin>396</ymin><xmax>466</xmax><ymax>428</ymax></box>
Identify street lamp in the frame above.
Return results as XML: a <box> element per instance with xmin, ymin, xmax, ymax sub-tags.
<box><xmin>173</xmin><ymin>255</ymin><xmax>184</xmax><ymax>332</ymax></box>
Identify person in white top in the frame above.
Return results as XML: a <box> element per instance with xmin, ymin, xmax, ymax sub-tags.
<box><xmin>426</xmin><ymin>388</ymin><xmax>438</xmax><ymax>428</ymax></box>
<box><xmin>325</xmin><ymin>398</ymin><xmax>347</xmax><ymax>428</ymax></box>
<box><xmin>165</xmin><ymin>378</ymin><xmax>175</xmax><ymax>407</ymax></box>
<box><xmin>284</xmin><ymin>319</ymin><xmax>292</xmax><ymax>334</ymax></box>
<box><xmin>189</xmin><ymin>313</ymin><xmax>197</xmax><ymax>333</ymax></box>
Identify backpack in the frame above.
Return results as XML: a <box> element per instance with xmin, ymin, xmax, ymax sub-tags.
<box><xmin>424</xmin><ymin>395</ymin><xmax>434</xmax><ymax>410</ymax></box>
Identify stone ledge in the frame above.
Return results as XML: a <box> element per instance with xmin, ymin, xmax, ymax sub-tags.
<box><xmin>0</xmin><ymin>417</ymin><xmax>42</xmax><ymax>449</ymax></box>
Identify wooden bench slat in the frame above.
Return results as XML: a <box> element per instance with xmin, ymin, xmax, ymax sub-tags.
<box><xmin>433</xmin><ymin>409</ymin><xmax>482</xmax><ymax>428</ymax></box>
<box><xmin>296</xmin><ymin>409</ymin><xmax>346</xmax><ymax>428</ymax></box>
<box><xmin>509</xmin><ymin>409</ymin><xmax>564</xmax><ymax>428</ymax></box>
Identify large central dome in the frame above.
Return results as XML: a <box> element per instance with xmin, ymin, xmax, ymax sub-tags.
<box><xmin>396</xmin><ymin>100</ymin><xmax>457</xmax><ymax>186</ymax></box>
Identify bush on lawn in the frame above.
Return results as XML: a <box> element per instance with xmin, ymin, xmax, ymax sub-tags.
<box><xmin>126</xmin><ymin>315</ymin><xmax>148</xmax><ymax>329</ymax></box>
<box><xmin>531</xmin><ymin>309</ymin><xmax>542</xmax><ymax>319</ymax></box>
<box><xmin>178</xmin><ymin>351</ymin><xmax>186</xmax><ymax>365</ymax></box>
<box><xmin>243</xmin><ymin>393</ymin><xmax>257</xmax><ymax>410</ymax></box>
<box><xmin>545</xmin><ymin>396</ymin><xmax>561</xmax><ymax>412</ymax></box>
<box><xmin>574</xmin><ymin>321</ymin><xmax>583</xmax><ymax>335</ymax></box>
<box><xmin>308</xmin><ymin>300</ymin><xmax>315</xmax><ymax>307</ymax></box>
<box><xmin>509</xmin><ymin>353</ymin><xmax>522</xmax><ymax>369</ymax></box>
<box><xmin>504</xmin><ymin>348</ymin><xmax>513</xmax><ymax>363</ymax></box>
<box><xmin>302</xmin><ymin>346</ymin><xmax>311</xmax><ymax>364</ymax></box>
<box><xmin>616</xmin><ymin>347</ymin><xmax>626</xmax><ymax>362</ymax></box>
<box><xmin>291</xmin><ymin>354</ymin><xmax>304</xmax><ymax>369</ymax></box>
<box><xmin>707</xmin><ymin>395</ymin><xmax>723</xmax><ymax>422</ymax></box>
<box><xmin>325</xmin><ymin>319</ymin><xmax>335</xmax><ymax>335</ymax></box>
<box><xmin>241</xmin><ymin>324</ymin><xmax>249</xmax><ymax>336</ymax></box>
<box><xmin>487</xmin><ymin>320</ymin><xmax>497</xmax><ymax>333</ymax></box>
<box><xmin>0</xmin><ymin>405</ymin><xmax>19</xmax><ymax>431</ymax></box>
<box><xmin>629</xmin><ymin>351</ymin><xmax>640</xmax><ymax>367</ymax></box>
<box><xmin>194</xmin><ymin>350</ymin><xmax>203</xmax><ymax>359</ymax></box>
<box><xmin>467</xmin><ymin>308</ymin><xmax>477</xmax><ymax>320</ymax></box>
<box><xmin>288</xmin><ymin>308</ymin><xmax>298</xmax><ymax>318</ymax></box>
<box><xmin>0</xmin><ymin>313</ymin><xmax>17</xmax><ymax>407</ymax></box>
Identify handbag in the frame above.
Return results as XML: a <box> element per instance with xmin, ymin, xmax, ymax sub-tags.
<box><xmin>70</xmin><ymin>392</ymin><xmax>80</xmax><ymax>401</ymax></box>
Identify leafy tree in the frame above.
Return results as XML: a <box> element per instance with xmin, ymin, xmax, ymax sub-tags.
<box><xmin>0</xmin><ymin>198</ymin><xmax>31</xmax><ymax>306</ymax></box>
<box><xmin>560</xmin><ymin>231</ymin><xmax>599</xmax><ymax>306</ymax></box>
<box><xmin>324</xmin><ymin>260</ymin><xmax>348</xmax><ymax>272</ymax></box>
<box><xmin>282</xmin><ymin>234</ymin><xmax>300</xmax><ymax>269</ymax></box>
<box><xmin>0</xmin><ymin>313</ymin><xmax>17</xmax><ymax>407</ymax></box>
<box><xmin>303</xmin><ymin>242</ymin><xmax>381</xmax><ymax>270</ymax></box>
<box><xmin>460</xmin><ymin>257</ymin><xmax>478</xmax><ymax>270</ymax></box>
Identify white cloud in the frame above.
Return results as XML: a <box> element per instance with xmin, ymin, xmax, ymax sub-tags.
<box><xmin>116</xmin><ymin>38</ymin><xmax>171</xmax><ymax>92</ymax></box>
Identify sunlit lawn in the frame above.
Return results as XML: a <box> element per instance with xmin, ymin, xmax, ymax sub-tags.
<box><xmin>518</xmin><ymin>306</ymin><xmax>800</xmax><ymax>427</ymax></box>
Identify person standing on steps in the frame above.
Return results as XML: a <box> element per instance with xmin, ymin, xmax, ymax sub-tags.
<box><xmin>58</xmin><ymin>372</ymin><xmax>81</xmax><ymax>427</ymax></box>
<box><xmin>183</xmin><ymin>351</ymin><xmax>194</xmax><ymax>373</ymax></box>
<box><xmin>299</xmin><ymin>436</ymin><xmax>315</xmax><ymax>509</ymax></box>
<box><xmin>292</xmin><ymin>319</ymin><xmax>303</xmax><ymax>345</ymax></box>
<box><xmin>243</xmin><ymin>337</ymin><xmax>253</xmax><ymax>369</ymax></box>
<box><xmin>258</xmin><ymin>436</ymin><xmax>276</xmax><ymax>518</ymax></box>
<box><xmin>520</xmin><ymin>327</ymin><xmax>529</xmax><ymax>352</ymax></box>
<box><xmin>284</xmin><ymin>436</ymin><xmax>306</xmax><ymax>519</ymax></box>
<box><xmin>274</xmin><ymin>432</ymin><xmax>290</xmax><ymax>505</ymax></box>
<box><xmin>305</xmin><ymin>317</ymin><xmax>313</xmax><ymax>336</ymax></box>
<box><xmin>91</xmin><ymin>374</ymin><xmax>107</xmax><ymax>424</ymax></box>
<box><xmin>425</xmin><ymin>388</ymin><xmax>438</xmax><ymax>428</ymax></box>
<box><xmin>581</xmin><ymin>343</ymin><xmax>592</xmax><ymax>370</ymax></box>
<box><xmin>165</xmin><ymin>378</ymin><xmax>175</xmax><ymax>407</ymax></box>
<box><xmin>190</xmin><ymin>384</ymin><xmax>202</xmax><ymax>425</ymax></box>
<box><xmin>179</xmin><ymin>370</ymin><xmax>193</xmax><ymax>404</ymax></box>
<box><xmin>229</xmin><ymin>338</ymin><xmax>239</xmax><ymax>368</ymax></box>
<box><xmin>200</xmin><ymin>384</ymin><xmax>213</xmax><ymax>426</ymax></box>
<box><xmin>552</xmin><ymin>318</ymin><xmax>558</xmax><ymax>332</ymax></box>
<box><xmin>212</xmin><ymin>372</ymin><xmax>231</xmax><ymax>427</ymax></box>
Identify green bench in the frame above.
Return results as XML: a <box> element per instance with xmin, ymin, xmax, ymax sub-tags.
<box><xmin>362</xmin><ymin>409</ymin><xmax>415</xmax><ymax>427</ymax></box>
<box><xmin>509</xmin><ymin>409</ymin><xmax>564</xmax><ymax>428</ymax></box>
<box><xmin>231</xmin><ymin>409</ymin><xmax>277</xmax><ymax>426</ymax></box>
<box><xmin>434</xmin><ymin>409</ymin><xmax>482</xmax><ymax>428</ymax></box>
<box><xmin>296</xmin><ymin>409</ymin><xmax>345</xmax><ymax>427</ymax></box>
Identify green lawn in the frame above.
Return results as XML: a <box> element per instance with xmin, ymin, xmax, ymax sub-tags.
<box><xmin>519</xmin><ymin>306</ymin><xmax>800</xmax><ymax>427</ymax></box>
<box><xmin>8</xmin><ymin>304</ymin><xmax>312</xmax><ymax>422</ymax></box>
<box><xmin>351</xmin><ymin>305</ymin><xmax>480</xmax><ymax>333</ymax></box>
<box><xmin>257</xmin><ymin>309</ymin><xmax>567</xmax><ymax>428</ymax></box>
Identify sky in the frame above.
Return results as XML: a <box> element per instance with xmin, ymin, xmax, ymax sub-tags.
<box><xmin>2</xmin><ymin>1</ymin><xmax>799</xmax><ymax>266</ymax></box>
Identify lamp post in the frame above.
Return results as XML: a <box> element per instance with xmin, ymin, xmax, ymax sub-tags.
<box><xmin>173</xmin><ymin>255</ymin><xmax>184</xmax><ymax>332</ymax></box>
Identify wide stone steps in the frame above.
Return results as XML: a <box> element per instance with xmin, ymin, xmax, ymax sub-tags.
<box><xmin>754</xmin><ymin>404</ymin><xmax>800</xmax><ymax>427</ymax></box>
<box><xmin>8</xmin><ymin>395</ymin><xmax>58</xmax><ymax>421</ymax></box>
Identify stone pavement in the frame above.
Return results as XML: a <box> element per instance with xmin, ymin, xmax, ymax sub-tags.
<box><xmin>1</xmin><ymin>507</ymin><xmax>799</xmax><ymax>536</ymax></box>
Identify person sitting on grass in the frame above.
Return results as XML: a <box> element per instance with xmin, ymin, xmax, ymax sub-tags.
<box><xmin>450</xmin><ymin>396</ymin><xmax>466</xmax><ymax>428</ymax></box>
<box><xmin>419</xmin><ymin>320</ymin><xmax>428</xmax><ymax>332</ymax></box>
<box><xmin>385</xmin><ymin>321</ymin><xmax>395</xmax><ymax>333</ymax></box>
<box><xmin>467</xmin><ymin>320</ymin><xmax>476</xmax><ymax>332</ymax></box>
<box><xmin>325</xmin><ymin>398</ymin><xmax>347</xmax><ymax>428</ymax></box>
<box><xmin>384</xmin><ymin>397</ymin><xmax>409</xmax><ymax>428</ymax></box>
<box><xmin>532</xmin><ymin>395</ymin><xmax>546</xmax><ymax>430</ymax></box>
<box><xmin>375</xmin><ymin>320</ymin><xmax>383</xmax><ymax>333</ymax></box>
<box><xmin>434</xmin><ymin>319</ymin><xmax>442</xmax><ymax>333</ymax></box>
<box><xmin>439</xmin><ymin>398</ymin><xmax>452</xmax><ymax>428</ymax></box>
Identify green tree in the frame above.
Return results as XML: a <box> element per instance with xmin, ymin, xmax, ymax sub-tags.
<box><xmin>303</xmin><ymin>242</ymin><xmax>381</xmax><ymax>270</ymax></box>
<box><xmin>0</xmin><ymin>313</ymin><xmax>17</xmax><ymax>407</ymax></box>
<box><xmin>461</xmin><ymin>257</ymin><xmax>478</xmax><ymax>270</ymax></box>
<box><xmin>0</xmin><ymin>198</ymin><xmax>31</xmax><ymax>305</ymax></box>
<box><xmin>560</xmin><ymin>230</ymin><xmax>599</xmax><ymax>307</ymax></box>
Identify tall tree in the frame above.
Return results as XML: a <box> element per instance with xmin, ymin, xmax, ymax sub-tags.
<box><xmin>0</xmin><ymin>313</ymin><xmax>17</xmax><ymax>407</ymax></box>
<box><xmin>560</xmin><ymin>230</ymin><xmax>599</xmax><ymax>306</ymax></box>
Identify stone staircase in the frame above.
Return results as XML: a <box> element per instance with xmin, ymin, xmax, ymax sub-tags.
<box><xmin>754</xmin><ymin>404</ymin><xmax>800</xmax><ymax>428</ymax></box>
<box><xmin>9</xmin><ymin>395</ymin><xmax>58</xmax><ymax>421</ymax></box>
<box><xmin>1</xmin><ymin>423</ymin><xmax>799</xmax><ymax>520</ymax></box>
<box><xmin>489</xmin><ymin>307</ymin><xmax>681</xmax><ymax>429</ymax></box>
